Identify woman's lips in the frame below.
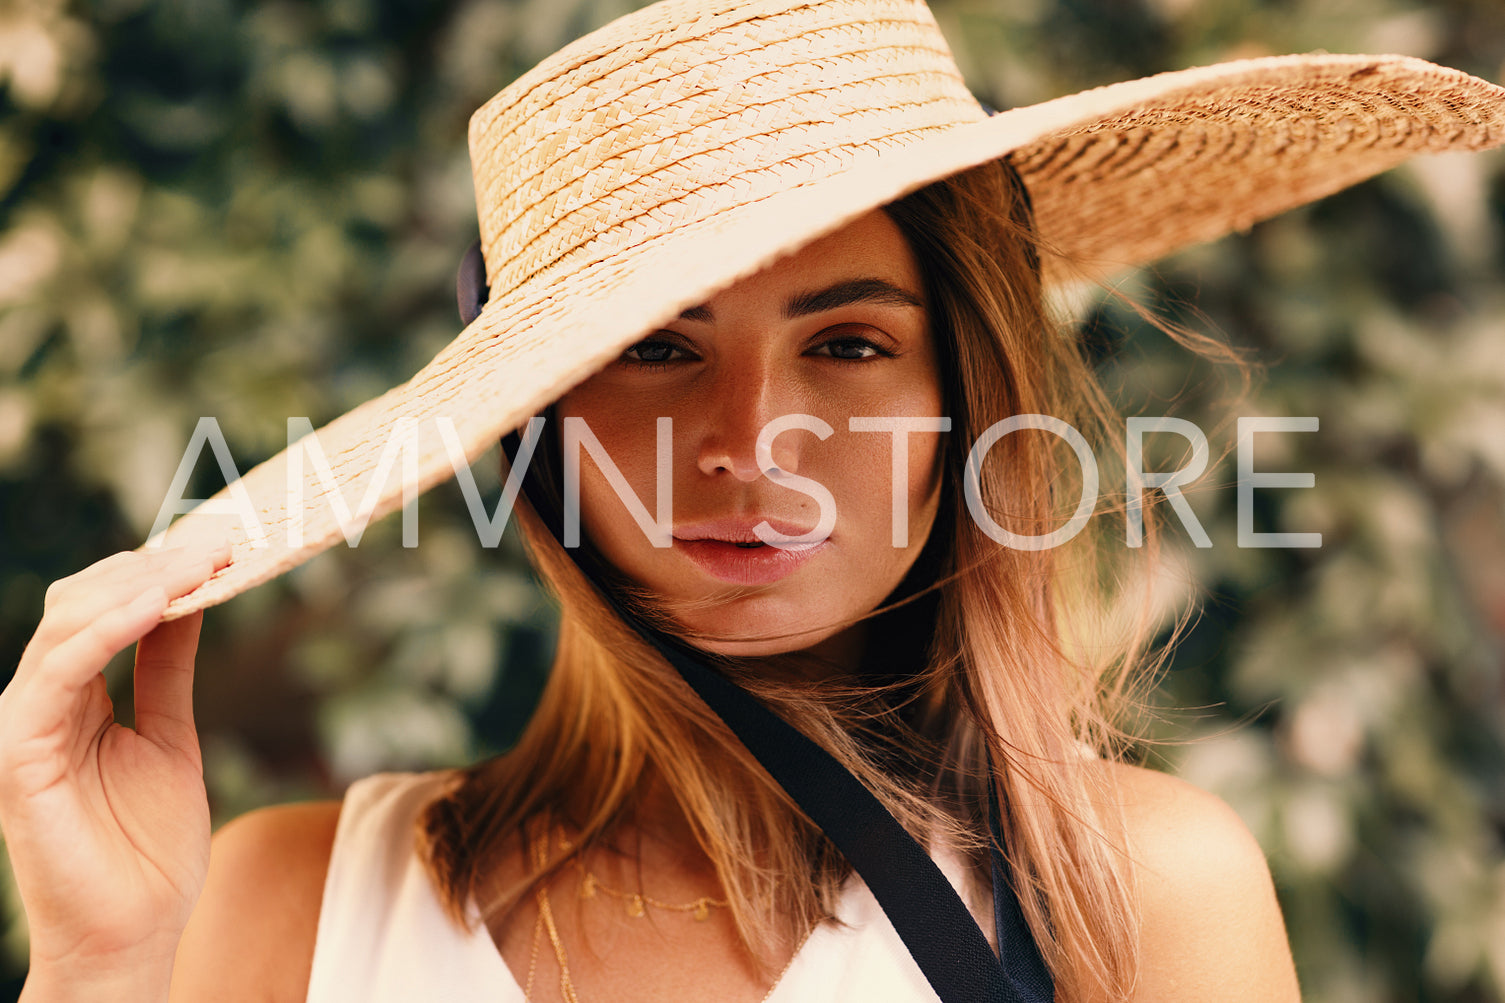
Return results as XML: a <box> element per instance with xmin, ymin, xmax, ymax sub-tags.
<box><xmin>674</xmin><ymin>537</ymin><xmax>829</xmax><ymax>586</ymax></box>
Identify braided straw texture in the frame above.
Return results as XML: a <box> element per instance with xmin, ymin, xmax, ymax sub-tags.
<box><xmin>152</xmin><ymin>0</ymin><xmax>1505</xmax><ymax>616</ymax></box>
<box><xmin>469</xmin><ymin>0</ymin><xmax>983</xmax><ymax>301</ymax></box>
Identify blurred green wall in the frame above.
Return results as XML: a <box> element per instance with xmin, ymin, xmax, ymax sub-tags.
<box><xmin>2</xmin><ymin>1</ymin><xmax>1503</xmax><ymax>1000</ymax></box>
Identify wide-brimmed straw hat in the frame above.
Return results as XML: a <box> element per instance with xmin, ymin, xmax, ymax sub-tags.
<box><xmin>152</xmin><ymin>0</ymin><xmax>1505</xmax><ymax>618</ymax></box>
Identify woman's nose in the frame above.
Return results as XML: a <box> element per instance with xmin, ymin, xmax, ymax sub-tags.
<box><xmin>693</xmin><ymin>369</ymin><xmax>802</xmax><ymax>480</ymax></box>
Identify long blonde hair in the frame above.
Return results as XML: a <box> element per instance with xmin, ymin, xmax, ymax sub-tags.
<box><xmin>420</xmin><ymin>159</ymin><xmax>1181</xmax><ymax>1001</ymax></box>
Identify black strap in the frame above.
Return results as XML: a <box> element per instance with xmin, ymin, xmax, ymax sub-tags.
<box><xmin>607</xmin><ymin>597</ymin><xmax>1054</xmax><ymax>1003</ymax></box>
<box><xmin>457</xmin><ymin>239</ymin><xmax>488</xmax><ymax>325</ymax></box>
<box><xmin>988</xmin><ymin>757</ymin><xmax>1055</xmax><ymax>1001</ymax></box>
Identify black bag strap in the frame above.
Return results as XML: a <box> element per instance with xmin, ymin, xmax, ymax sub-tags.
<box><xmin>988</xmin><ymin>756</ymin><xmax>1055</xmax><ymax>1002</ymax></box>
<box><xmin>609</xmin><ymin>600</ymin><xmax>1054</xmax><ymax>1003</ymax></box>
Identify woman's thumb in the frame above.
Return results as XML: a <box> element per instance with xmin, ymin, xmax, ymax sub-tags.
<box><xmin>133</xmin><ymin>611</ymin><xmax>204</xmax><ymax>760</ymax></box>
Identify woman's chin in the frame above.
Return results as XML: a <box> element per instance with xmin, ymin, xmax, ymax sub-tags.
<box><xmin>684</xmin><ymin>632</ymin><xmax>827</xmax><ymax>660</ymax></box>
<box><xmin>677</xmin><ymin>617</ymin><xmax>852</xmax><ymax>661</ymax></box>
<box><xmin>674</xmin><ymin>615</ymin><xmax>867</xmax><ymax>669</ymax></box>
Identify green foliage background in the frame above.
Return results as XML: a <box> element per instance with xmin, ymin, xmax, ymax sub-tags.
<box><xmin>1</xmin><ymin>0</ymin><xmax>1503</xmax><ymax>999</ymax></box>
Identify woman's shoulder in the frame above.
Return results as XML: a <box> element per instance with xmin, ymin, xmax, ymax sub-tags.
<box><xmin>1089</xmin><ymin>760</ymin><xmax>1301</xmax><ymax>1002</ymax></box>
<box><xmin>171</xmin><ymin>799</ymin><xmax>342</xmax><ymax>1003</ymax></box>
<box><xmin>170</xmin><ymin>771</ymin><xmax>456</xmax><ymax>1003</ymax></box>
<box><xmin>1094</xmin><ymin>760</ymin><xmax>1259</xmax><ymax>858</ymax></box>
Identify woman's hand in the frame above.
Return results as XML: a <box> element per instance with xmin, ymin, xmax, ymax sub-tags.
<box><xmin>0</xmin><ymin>545</ymin><xmax>230</xmax><ymax>998</ymax></box>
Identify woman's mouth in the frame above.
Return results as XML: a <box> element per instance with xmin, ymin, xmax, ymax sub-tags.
<box><xmin>672</xmin><ymin>521</ymin><xmax>830</xmax><ymax>585</ymax></box>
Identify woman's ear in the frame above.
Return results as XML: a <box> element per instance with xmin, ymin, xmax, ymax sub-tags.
<box><xmin>457</xmin><ymin>239</ymin><xmax>489</xmax><ymax>325</ymax></box>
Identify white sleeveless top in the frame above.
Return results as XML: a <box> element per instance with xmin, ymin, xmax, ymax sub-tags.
<box><xmin>306</xmin><ymin>771</ymin><xmax>993</xmax><ymax>1002</ymax></box>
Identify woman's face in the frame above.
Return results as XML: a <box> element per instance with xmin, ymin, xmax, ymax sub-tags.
<box><xmin>556</xmin><ymin>210</ymin><xmax>945</xmax><ymax>658</ymax></box>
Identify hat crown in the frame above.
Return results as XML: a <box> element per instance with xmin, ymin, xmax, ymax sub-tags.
<box><xmin>468</xmin><ymin>0</ymin><xmax>983</xmax><ymax>303</ymax></box>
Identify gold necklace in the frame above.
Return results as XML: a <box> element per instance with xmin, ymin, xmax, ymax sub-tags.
<box><xmin>522</xmin><ymin>833</ymin><xmax>810</xmax><ymax>1003</ymax></box>
<box><xmin>572</xmin><ymin>858</ymin><xmax>730</xmax><ymax>921</ymax></box>
<box><xmin>552</xmin><ymin>831</ymin><xmax>731</xmax><ymax>920</ymax></box>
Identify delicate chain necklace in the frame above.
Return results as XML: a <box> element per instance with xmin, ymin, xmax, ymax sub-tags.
<box><xmin>572</xmin><ymin>855</ymin><xmax>731</xmax><ymax>921</ymax></box>
<box><xmin>521</xmin><ymin>831</ymin><xmax>810</xmax><ymax>1003</ymax></box>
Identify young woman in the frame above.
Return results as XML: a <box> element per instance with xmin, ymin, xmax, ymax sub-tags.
<box><xmin>4</xmin><ymin>1</ymin><xmax>1501</xmax><ymax>1001</ymax></box>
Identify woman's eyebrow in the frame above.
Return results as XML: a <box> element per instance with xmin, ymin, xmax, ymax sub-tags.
<box><xmin>784</xmin><ymin>278</ymin><xmax>923</xmax><ymax>318</ymax></box>
<box><xmin>675</xmin><ymin>278</ymin><xmax>923</xmax><ymax>324</ymax></box>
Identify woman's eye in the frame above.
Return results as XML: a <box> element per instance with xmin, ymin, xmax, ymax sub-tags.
<box><xmin>621</xmin><ymin>338</ymin><xmax>687</xmax><ymax>365</ymax></box>
<box><xmin>812</xmin><ymin>336</ymin><xmax>887</xmax><ymax>361</ymax></box>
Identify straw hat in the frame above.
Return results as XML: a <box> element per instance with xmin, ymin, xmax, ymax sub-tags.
<box><xmin>152</xmin><ymin>0</ymin><xmax>1505</xmax><ymax>618</ymax></box>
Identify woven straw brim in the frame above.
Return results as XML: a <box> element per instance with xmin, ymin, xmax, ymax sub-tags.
<box><xmin>154</xmin><ymin>52</ymin><xmax>1505</xmax><ymax>618</ymax></box>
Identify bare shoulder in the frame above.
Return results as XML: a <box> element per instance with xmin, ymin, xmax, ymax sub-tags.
<box><xmin>1097</xmin><ymin>760</ymin><xmax>1261</xmax><ymax>865</ymax></box>
<box><xmin>1093</xmin><ymin>761</ymin><xmax>1301</xmax><ymax>1003</ymax></box>
<box><xmin>171</xmin><ymin>800</ymin><xmax>343</xmax><ymax>1003</ymax></box>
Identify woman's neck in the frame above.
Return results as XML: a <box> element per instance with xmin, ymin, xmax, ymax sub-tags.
<box><xmin>588</xmin><ymin>770</ymin><xmax>723</xmax><ymax>894</ymax></box>
<box><xmin>738</xmin><ymin>620</ymin><xmax>869</xmax><ymax>685</ymax></box>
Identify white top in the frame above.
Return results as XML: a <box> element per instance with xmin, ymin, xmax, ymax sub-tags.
<box><xmin>306</xmin><ymin>771</ymin><xmax>993</xmax><ymax>1003</ymax></box>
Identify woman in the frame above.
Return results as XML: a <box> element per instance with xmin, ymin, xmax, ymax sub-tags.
<box><xmin>4</xmin><ymin>1</ymin><xmax>1502</xmax><ymax>1000</ymax></box>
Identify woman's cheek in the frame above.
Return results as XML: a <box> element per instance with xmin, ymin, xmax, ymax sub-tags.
<box><xmin>567</xmin><ymin>398</ymin><xmax>670</xmax><ymax>510</ymax></box>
